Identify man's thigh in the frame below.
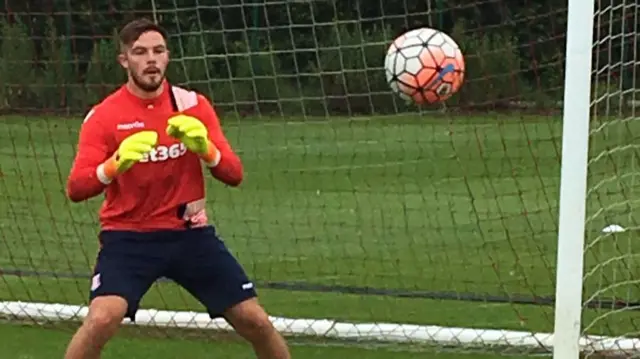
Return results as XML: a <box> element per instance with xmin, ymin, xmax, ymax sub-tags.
<box><xmin>90</xmin><ymin>231</ymin><xmax>172</xmax><ymax>321</ymax></box>
<box><xmin>167</xmin><ymin>226</ymin><xmax>257</xmax><ymax>318</ymax></box>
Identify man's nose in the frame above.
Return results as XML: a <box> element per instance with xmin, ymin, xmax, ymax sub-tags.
<box><xmin>145</xmin><ymin>51</ymin><xmax>158</xmax><ymax>62</ymax></box>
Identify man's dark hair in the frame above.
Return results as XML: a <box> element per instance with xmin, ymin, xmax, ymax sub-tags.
<box><xmin>118</xmin><ymin>18</ymin><xmax>168</xmax><ymax>50</ymax></box>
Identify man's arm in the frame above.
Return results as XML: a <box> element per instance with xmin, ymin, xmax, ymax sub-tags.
<box><xmin>197</xmin><ymin>96</ymin><xmax>243</xmax><ymax>186</ymax></box>
<box><xmin>66</xmin><ymin>108</ymin><xmax>113</xmax><ymax>202</ymax></box>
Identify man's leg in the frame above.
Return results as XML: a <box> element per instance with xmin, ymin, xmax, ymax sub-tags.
<box><xmin>64</xmin><ymin>296</ymin><xmax>128</xmax><ymax>359</ymax></box>
<box><xmin>167</xmin><ymin>226</ymin><xmax>290</xmax><ymax>359</ymax></box>
<box><xmin>223</xmin><ymin>297</ymin><xmax>290</xmax><ymax>359</ymax></box>
<box><xmin>65</xmin><ymin>232</ymin><xmax>167</xmax><ymax>359</ymax></box>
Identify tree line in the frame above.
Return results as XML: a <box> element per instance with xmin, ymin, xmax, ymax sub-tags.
<box><xmin>0</xmin><ymin>0</ymin><xmax>637</xmax><ymax>116</ymax></box>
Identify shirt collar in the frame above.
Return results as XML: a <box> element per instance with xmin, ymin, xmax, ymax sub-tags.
<box><xmin>122</xmin><ymin>80</ymin><xmax>170</xmax><ymax>109</ymax></box>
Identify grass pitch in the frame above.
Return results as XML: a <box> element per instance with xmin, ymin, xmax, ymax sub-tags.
<box><xmin>0</xmin><ymin>113</ymin><xmax>638</xmax><ymax>358</ymax></box>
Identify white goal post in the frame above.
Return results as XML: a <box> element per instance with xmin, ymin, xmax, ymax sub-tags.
<box><xmin>552</xmin><ymin>0</ymin><xmax>595</xmax><ymax>357</ymax></box>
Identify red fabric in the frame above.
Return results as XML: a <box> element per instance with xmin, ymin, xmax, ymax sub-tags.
<box><xmin>66</xmin><ymin>81</ymin><xmax>243</xmax><ymax>231</ymax></box>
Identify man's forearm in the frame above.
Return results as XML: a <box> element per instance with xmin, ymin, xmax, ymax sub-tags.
<box><xmin>206</xmin><ymin>149</ymin><xmax>243</xmax><ymax>187</ymax></box>
<box><xmin>66</xmin><ymin>166</ymin><xmax>108</xmax><ymax>202</ymax></box>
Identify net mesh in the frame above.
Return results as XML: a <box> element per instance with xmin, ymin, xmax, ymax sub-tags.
<box><xmin>0</xmin><ymin>0</ymin><xmax>637</xmax><ymax>357</ymax></box>
<box><xmin>581</xmin><ymin>1</ymin><xmax>640</xmax><ymax>356</ymax></box>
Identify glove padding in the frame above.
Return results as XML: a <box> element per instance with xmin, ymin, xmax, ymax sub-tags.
<box><xmin>166</xmin><ymin>115</ymin><xmax>219</xmax><ymax>165</ymax></box>
<box><xmin>98</xmin><ymin>131</ymin><xmax>158</xmax><ymax>184</ymax></box>
<box><xmin>114</xmin><ymin>131</ymin><xmax>158</xmax><ymax>172</ymax></box>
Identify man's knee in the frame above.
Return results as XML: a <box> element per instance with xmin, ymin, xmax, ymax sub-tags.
<box><xmin>225</xmin><ymin>298</ymin><xmax>275</xmax><ymax>341</ymax></box>
<box><xmin>83</xmin><ymin>295</ymin><xmax>128</xmax><ymax>335</ymax></box>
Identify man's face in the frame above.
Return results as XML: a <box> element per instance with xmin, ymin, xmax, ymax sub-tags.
<box><xmin>119</xmin><ymin>31</ymin><xmax>169</xmax><ymax>92</ymax></box>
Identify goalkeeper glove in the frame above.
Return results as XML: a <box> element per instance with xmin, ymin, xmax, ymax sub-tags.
<box><xmin>97</xmin><ymin>131</ymin><xmax>158</xmax><ymax>184</ymax></box>
<box><xmin>166</xmin><ymin>114</ymin><xmax>220</xmax><ymax>166</ymax></box>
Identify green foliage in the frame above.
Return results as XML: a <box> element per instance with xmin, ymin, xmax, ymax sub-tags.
<box><xmin>449</xmin><ymin>20</ymin><xmax>536</xmax><ymax>108</ymax></box>
<box><xmin>591</xmin><ymin>81</ymin><xmax>628</xmax><ymax>114</ymax></box>
<box><xmin>85</xmin><ymin>30</ymin><xmax>125</xmax><ymax>106</ymax></box>
<box><xmin>167</xmin><ymin>32</ymin><xmax>210</xmax><ymax>94</ymax></box>
<box><xmin>33</xmin><ymin>17</ymin><xmax>83</xmax><ymax>111</ymax></box>
<box><xmin>0</xmin><ymin>9</ymin><xmax>576</xmax><ymax>116</ymax></box>
<box><xmin>0</xmin><ymin>18</ymin><xmax>37</xmax><ymax>110</ymax></box>
<box><xmin>310</xmin><ymin>23</ymin><xmax>395</xmax><ymax>115</ymax></box>
<box><xmin>234</xmin><ymin>43</ymin><xmax>304</xmax><ymax>115</ymax></box>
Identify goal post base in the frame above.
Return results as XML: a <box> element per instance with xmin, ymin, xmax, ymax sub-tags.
<box><xmin>1</xmin><ymin>301</ymin><xmax>638</xmax><ymax>353</ymax></box>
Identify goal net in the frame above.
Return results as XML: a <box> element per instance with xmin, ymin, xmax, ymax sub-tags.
<box><xmin>579</xmin><ymin>1</ymin><xmax>640</xmax><ymax>356</ymax></box>
<box><xmin>0</xmin><ymin>0</ymin><xmax>637</xmax><ymax>357</ymax></box>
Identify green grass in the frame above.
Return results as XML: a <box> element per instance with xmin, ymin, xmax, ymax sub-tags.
<box><xmin>0</xmin><ymin>322</ymin><xmax>535</xmax><ymax>359</ymax></box>
<box><xmin>0</xmin><ymin>113</ymin><xmax>638</xmax><ymax>358</ymax></box>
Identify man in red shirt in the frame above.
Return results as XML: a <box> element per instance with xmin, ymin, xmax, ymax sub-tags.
<box><xmin>64</xmin><ymin>18</ymin><xmax>290</xmax><ymax>359</ymax></box>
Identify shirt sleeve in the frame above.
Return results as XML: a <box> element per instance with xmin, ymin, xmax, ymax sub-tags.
<box><xmin>66</xmin><ymin>107</ymin><xmax>113</xmax><ymax>202</ymax></box>
<box><xmin>197</xmin><ymin>95</ymin><xmax>244</xmax><ymax>186</ymax></box>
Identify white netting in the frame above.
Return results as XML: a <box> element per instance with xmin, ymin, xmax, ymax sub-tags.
<box><xmin>580</xmin><ymin>2</ymin><xmax>640</xmax><ymax>357</ymax></box>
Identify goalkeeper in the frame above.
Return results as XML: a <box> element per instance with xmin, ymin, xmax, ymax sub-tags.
<box><xmin>65</xmin><ymin>18</ymin><xmax>290</xmax><ymax>359</ymax></box>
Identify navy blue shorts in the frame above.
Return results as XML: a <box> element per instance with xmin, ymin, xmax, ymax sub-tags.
<box><xmin>89</xmin><ymin>226</ymin><xmax>257</xmax><ymax>321</ymax></box>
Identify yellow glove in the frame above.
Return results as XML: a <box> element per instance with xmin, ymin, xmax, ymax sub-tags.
<box><xmin>97</xmin><ymin>131</ymin><xmax>158</xmax><ymax>184</ymax></box>
<box><xmin>166</xmin><ymin>115</ymin><xmax>220</xmax><ymax>166</ymax></box>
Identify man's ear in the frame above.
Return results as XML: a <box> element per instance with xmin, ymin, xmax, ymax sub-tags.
<box><xmin>117</xmin><ymin>52</ymin><xmax>128</xmax><ymax>69</ymax></box>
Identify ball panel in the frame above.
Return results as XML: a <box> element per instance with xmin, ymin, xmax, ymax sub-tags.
<box><xmin>415</xmin><ymin>67</ymin><xmax>438</xmax><ymax>90</ymax></box>
<box><xmin>393</xmin><ymin>55</ymin><xmax>406</xmax><ymax>78</ymax></box>
<box><xmin>416</xmin><ymin>28</ymin><xmax>438</xmax><ymax>43</ymax></box>
<box><xmin>427</xmin><ymin>46</ymin><xmax>449</xmax><ymax>67</ymax></box>
<box><xmin>440</xmin><ymin>31</ymin><xmax>461</xmax><ymax>49</ymax></box>
<box><xmin>426</xmin><ymin>47</ymin><xmax>464</xmax><ymax>100</ymax></box>
<box><xmin>386</xmin><ymin>43</ymin><xmax>398</xmax><ymax>56</ymax></box>
<box><xmin>398</xmin><ymin>37</ymin><xmax>423</xmax><ymax>58</ymax></box>
<box><xmin>441</xmin><ymin>58</ymin><xmax>464</xmax><ymax>95</ymax></box>
<box><xmin>455</xmin><ymin>48</ymin><xmax>466</xmax><ymax>72</ymax></box>
<box><xmin>398</xmin><ymin>91</ymin><xmax>413</xmax><ymax>102</ymax></box>
<box><xmin>417</xmin><ymin>48</ymin><xmax>437</xmax><ymax>70</ymax></box>
<box><xmin>428</xmin><ymin>33</ymin><xmax>446</xmax><ymax>47</ymax></box>
<box><xmin>455</xmin><ymin>49</ymin><xmax>466</xmax><ymax>85</ymax></box>
<box><xmin>396</xmin><ymin>74</ymin><xmax>424</xmax><ymax>104</ymax></box>
<box><xmin>404</xmin><ymin>57</ymin><xmax>422</xmax><ymax>76</ymax></box>
<box><xmin>385</xmin><ymin>27</ymin><xmax>465</xmax><ymax>104</ymax></box>
<box><xmin>397</xmin><ymin>72</ymin><xmax>418</xmax><ymax>91</ymax></box>
<box><xmin>440</xmin><ymin>42</ymin><xmax>456</xmax><ymax>58</ymax></box>
<box><xmin>384</xmin><ymin>53</ymin><xmax>397</xmax><ymax>79</ymax></box>
<box><xmin>395</xmin><ymin>75</ymin><xmax>415</xmax><ymax>102</ymax></box>
<box><xmin>388</xmin><ymin>78</ymin><xmax>400</xmax><ymax>94</ymax></box>
<box><xmin>393</xmin><ymin>28</ymin><xmax>423</xmax><ymax>49</ymax></box>
<box><xmin>385</xmin><ymin>68</ymin><xmax>394</xmax><ymax>86</ymax></box>
<box><xmin>402</xmin><ymin>29</ymin><xmax>426</xmax><ymax>40</ymax></box>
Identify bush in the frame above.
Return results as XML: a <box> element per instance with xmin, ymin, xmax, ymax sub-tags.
<box><xmin>0</xmin><ymin>18</ymin><xmax>37</xmax><ymax>111</ymax></box>
<box><xmin>448</xmin><ymin>20</ymin><xmax>537</xmax><ymax>109</ymax></box>
<box><xmin>309</xmin><ymin>23</ymin><xmax>398</xmax><ymax>115</ymax></box>
<box><xmin>167</xmin><ymin>33</ymin><xmax>212</xmax><ymax>96</ymax></box>
<box><xmin>84</xmin><ymin>30</ymin><xmax>125</xmax><ymax>106</ymax></box>
<box><xmin>234</xmin><ymin>43</ymin><xmax>307</xmax><ymax>116</ymax></box>
<box><xmin>33</xmin><ymin>17</ymin><xmax>83</xmax><ymax>111</ymax></box>
<box><xmin>0</xmin><ymin>15</ymin><xmax>546</xmax><ymax>117</ymax></box>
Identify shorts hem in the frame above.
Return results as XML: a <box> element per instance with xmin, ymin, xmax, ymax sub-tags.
<box><xmin>89</xmin><ymin>291</ymin><xmax>139</xmax><ymax>321</ymax></box>
<box><xmin>207</xmin><ymin>291</ymin><xmax>258</xmax><ymax>319</ymax></box>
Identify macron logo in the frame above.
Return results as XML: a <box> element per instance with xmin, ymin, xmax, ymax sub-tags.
<box><xmin>117</xmin><ymin>121</ymin><xmax>145</xmax><ymax>130</ymax></box>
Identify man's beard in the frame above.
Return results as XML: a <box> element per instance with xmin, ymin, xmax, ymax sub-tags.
<box><xmin>131</xmin><ymin>70</ymin><xmax>165</xmax><ymax>92</ymax></box>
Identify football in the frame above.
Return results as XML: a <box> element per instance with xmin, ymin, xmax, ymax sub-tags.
<box><xmin>384</xmin><ymin>27</ymin><xmax>465</xmax><ymax>104</ymax></box>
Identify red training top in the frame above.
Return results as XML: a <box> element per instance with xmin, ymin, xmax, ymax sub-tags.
<box><xmin>66</xmin><ymin>81</ymin><xmax>243</xmax><ymax>231</ymax></box>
